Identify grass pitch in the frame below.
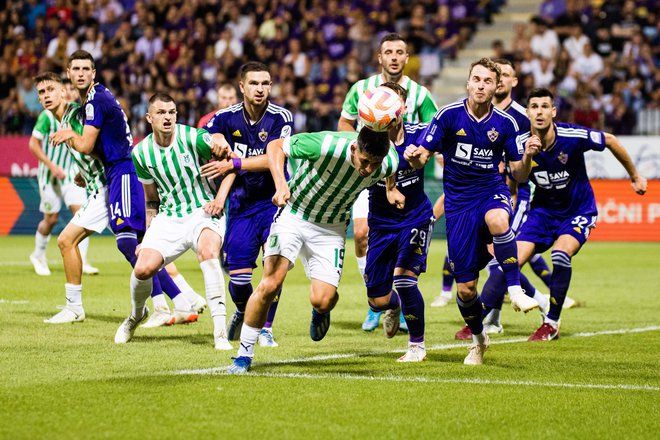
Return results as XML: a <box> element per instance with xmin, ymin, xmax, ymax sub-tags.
<box><xmin>1</xmin><ymin>236</ymin><xmax>659</xmax><ymax>439</ymax></box>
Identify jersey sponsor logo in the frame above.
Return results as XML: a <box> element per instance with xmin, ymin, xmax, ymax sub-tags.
<box><xmin>487</xmin><ymin>127</ymin><xmax>499</xmax><ymax>142</ymax></box>
<box><xmin>455</xmin><ymin>143</ymin><xmax>472</xmax><ymax>159</ymax></box>
<box><xmin>232</xmin><ymin>129</ymin><xmax>241</xmax><ymax>137</ymax></box>
<box><xmin>85</xmin><ymin>103</ymin><xmax>94</xmax><ymax>121</ymax></box>
<box><xmin>234</xmin><ymin>142</ymin><xmax>248</xmax><ymax>158</ymax></box>
<box><xmin>472</xmin><ymin>148</ymin><xmax>493</xmax><ymax>159</ymax></box>
<box><xmin>456</xmin><ymin>128</ymin><xmax>467</xmax><ymax>136</ymax></box>
<box><xmin>280</xmin><ymin>125</ymin><xmax>291</xmax><ymax>138</ymax></box>
<box><xmin>590</xmin><ymin>131</ymin><xmax>602</xmax><ymax>144</ymax></box>
<box><xmin>258</xmin><ymin>129</ymin><xmax>268</xmax><ymax>142</ymax></box>
<box><xmin>533</xmin><ymin>170</ymin><xmax>570</xmax><ymax>189</ymax></box>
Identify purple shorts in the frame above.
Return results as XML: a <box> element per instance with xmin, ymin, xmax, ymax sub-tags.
<box><xmin>106</xmin><ymin>163</ymin><xmax>146</xmax><ymax>235</ymax></box>
<box><xmin>516</xmin><ymin>208</ymin><xmax>597</xmax><ymax>254</ymax></box>
<box><xmin>223</xmin><ymin>205</ymin><xmax>277</xmax><ymax>270</ymax></box>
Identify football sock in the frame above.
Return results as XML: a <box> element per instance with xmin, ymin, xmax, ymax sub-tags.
<box><xmin>172</xmin><ymin>274</ymin><xmax>199</xmax><ymax>301</ymax></box>
<box><xmin>370</xmin><ymin>290</ymin><xmax>400</xmax><ymax>312</ymax></box>
<box><xmin>442</xmin><ymin>255</ymin><xmax>453</xmax><ymax>292</ymax></box>
<box><xmin>480</xmin><ymin>268</ymin><xmax>506</xmax><ymax>313</ymax></box>
<box><xmin>530</xmin><ymin>253</ymin><xmax>552</xmax><ymax>287</ymax></box>
<box><xmin>263</xmin><ymin>288</ymin><xmax>281</xmax><ymax>330</ymax></box>
<box><xmin>356</xmin><ymin>255</ymin><xmax>367</xmax><ymax>284</ymax></box>
<box><xmin>34</xmin><ymin>232</ymin><xmax>50</xmax><ymax>258</ymax></box>
<box><xmin>130</xmin><ymin>272</ymin><xmax>152</xmax><ymax>318</ymax></box>
<box><xmin>200</xmin><ymin>259</ymin><xmax>227</xmax><ymax>336</ymax></box>
<box><xmin>228</xmin><ymin>273</ymin><xmax>253</xmax><ymax>313</ymax></box>
<box><xmin>483</xmin><ymin>308</ymin><xmax>501</xmax><ymax>326</ymax></box>
<box><xmin>78</xmin><ymin>237</ymin><xmax>90</xmax><ymax>264</ymax></box>
<box><xmin>156</xmin><ymin>268</ymin><xmax>181</xmax><ymax>299</ymax></box>
<box><xmin>548</xmin><ymin>251</ymin><xmax>572</xmax><ymax>322</ymax></box>
<box><xmin>151</xmin><ymin>292</ymin><xmax>168</xmax><ymax>310</ymax></box>
<box><xmin>116</xmin><ymin>232</ymin><xmax>138</xmax><ymax>266</ymax></box>
<box><xmin>237</xmin><ymin>324</ymin><xmax>260</xmax><ymax>358</ymax></box>
<box><xmin>64</xmin><ymin>283</ymin><xmax>83</xmax><ymax>308</ymax></box>
<box><xmin>457</xmin><ymin>293</ymin><xmax>484</xmax><ymax>337</ymax></box>
<box><xmin>394</xmin><ymin>275</ymin><xmax>424</xmax><ymax>344</ymax></box>
<box><xmin>493</xmin><ymin>229</ymin><xmax>520</xmax><ymax>287</ymax></box>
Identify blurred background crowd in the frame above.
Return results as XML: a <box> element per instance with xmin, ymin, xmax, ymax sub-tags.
<box><xmin>0</xmin><ymin>0</ymin><xmax>658</xmax><ymax>137</ymax></box>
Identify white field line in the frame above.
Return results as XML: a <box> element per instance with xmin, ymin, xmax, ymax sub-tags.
<box><xmin>175</xmin><ymin>325</ymin><xmax>660</xmax><ymax>390</ymax></box>
<box><xmin>0</xmin><ymin>299</ymin><xmax>30</xmax><ymax>304</ymax></box>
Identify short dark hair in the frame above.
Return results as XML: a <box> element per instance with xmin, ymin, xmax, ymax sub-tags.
<box><xmin>527</xmin><ymin>87</ymin><xmax>554</xmax><ymax>102</ymax></box>
<box><xmin>469</xmin><ymin>57</ymin><xmax>501</xmax><ymax>83</ymax></box>
<box><xmin>148</xmin><ymin>92</ymin><xmax>176</xmax><ymax>107</ymax></box>
<box><xmin>357</xmin><ymin>126</ymin><xmax>390</xmax><ymax>158</ymax></box>
<box><xmin>381</xmin><ymin>82</ymin><xmax>408</xmax><ymax>101</ymax></box>
<box><xmin>34</xmin><ymin>71</ymin><xmax>63</xmax><ymax>85</ymax></box>
<box><xmin>68</xmin><ymin>50</ymin><xmax>95</xmax><ymax>69</ymax></box>
<box><xmin>239</xmin><ymin>61</ymin><xmax>270</xmax><ymax>80</ymax></box>
<box><xmin>379</xmin><ymin>33</ymin><xmax>407</xmax><ymax>51</ymax></box>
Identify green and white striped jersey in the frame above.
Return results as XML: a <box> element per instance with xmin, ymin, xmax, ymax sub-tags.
<box><xmin>132</xmin><ymin>124</ymin><xmax>216</xmax><ymax>217</ymax></box>
<box><xmin>60</xmin><ymin>102</ymin><xmax>106</xmax><ymax>193</ymax></box>
<box><xmin>32</xmin><ymin>109</ymin><xmax>77</xmax><ymax>186</ymax></box>
<box><xmin>341</xmin><ymin>74</ymin><xmax>439</xmax><ymax>128</ymax></box>
<box><xmin>283</xmin><ymin>131</ymin><xmax>399</xmax><ymax>224</ymax></box>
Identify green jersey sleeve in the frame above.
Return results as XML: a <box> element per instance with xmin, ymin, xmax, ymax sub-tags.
<box><xmin>131</xmin><ymin>143</ymin><xmax>154</xmax><ymax>184</ymax></box>
<box><xmin>340</xmin><ymin>81</ymin><xmax>361</xmax><ymax>121</ymax></box>
<box><xmin>32</xmin><ymin>110</ymin><xmax>53</xmax><ymax>140</ymax></box>
<box><xmin>193</xmin><ymin>127</ymin><xmax>213</xmax><ymax>160</ymax></box>
<box><xmin>417</xmin><ymin>90</ymin><xmax>439</xmax><ymax>123</ymax></box>
<box><xmin>282</xmin><ymin>133</ymin><xmax>324</xmax><ymax>161</ymax></box>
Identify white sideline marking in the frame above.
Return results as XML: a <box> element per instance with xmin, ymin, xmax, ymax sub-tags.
<box><xmin>176</xmin><ymin>326</ymin><xmax>660</xmax><ymax>379</ymax></box>
<box><xmin>227</xmin><ymin>372</ymin><xmax>660</xmax><ymax>392</ymax></box>
<box><xmin>0</xmin><ymin>299</ymin><xmax>30</xmax><ymax>304</ymax></box>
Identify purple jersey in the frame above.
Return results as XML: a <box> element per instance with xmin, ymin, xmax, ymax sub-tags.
<box><xmin>419</xmin><ymin>99</ymin><xmax>523</xmax><ymax>215</ymax></box>
<box><xmin>83</xmin><ymin>84</ymin><xmax>134</xmax><ymax>174</ymax></box>
<box><xmin>518</xmin><ymin>122</ymin><xmax>606</xmax><ymax>217</ymax></box>
<box><xmin>369</xmin><ymin>122</ymin><xmax>433</xmax><ymax>229</ymax></box>
<box><xmin>205</xmin><ymin>101</ymin><xmax>294</xmax><ymax>217</ymax></box>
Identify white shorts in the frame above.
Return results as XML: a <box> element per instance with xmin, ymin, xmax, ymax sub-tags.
<box><xmin>351</xmin><ymin>188</ymin><xmax>369</xmax><ymax>220</ymax></box>
<box><xmin>140</xmin><ymin>208</ymin><xmax>226</xmax><ymax>266</ymax></box>
<box><xmin>39</xmin><ymin>180</ymin><xmax>87</xmax><ymax>214</ymax></box>
<box><xmin>70</xmin><ymin>186</ymin><xmax>109</xmax><ymax>233</ymax></box>
<box><xmin>264</xmin><ymin>208</ymin><xmax>347</xmax><ymax>287</ymax></box>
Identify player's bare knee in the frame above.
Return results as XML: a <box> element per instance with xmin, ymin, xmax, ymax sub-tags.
<box><xmin>456</xmin><ymin>283</ymin><xmax>477</xmax><ymax>301</ymax></box>
<box><xmin>196</xmin><ymin>247</ymin><xmax>219</xmax><ymax>262</ymax></box>
<box><xmin>57</xmin><ymin>233</ymin><xmax>74</xmax><ymax>252</ymax></box>
<box><xmin>259</xmin><ymin>276</ymin><xmax>283</xmax><ymax>298</ymax></box>
<box><xmin>44</xmin><ymin>214</ymin><xmax>59</xmax><ymax>228</ymax></box>
<box><xmin>310</xmin><ymin>290</ymin><xmax>337</xmax><ymax>313</ymax></box>
<box><xmin>133</xmin><ymin>262</ymin><xmax>157</xmax><ymax>280</ymax></box>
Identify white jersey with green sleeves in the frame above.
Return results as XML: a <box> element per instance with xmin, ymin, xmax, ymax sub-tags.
<box><xmin>282</xmin><ymin>131</ymin><xmax>399</xmax><ymax>224</ymax></box>
<box><xmin>60</xmin><ymin>102</ymin><xmax>106</xmax><ymax>194</ymax></box>
<box><xmin>340</xmin><ymin>74</ymin><xmax>438</xmax><ymax>128</ymax></box>
<box><xmin>32</xmin><ymin>109</ymin><xmax>77</xmax><ymax>186</ymax></box>
<box><xmin>132</xmin><ymin>124</ymin><xmax>216</xmax><ymax>217</ymax></box>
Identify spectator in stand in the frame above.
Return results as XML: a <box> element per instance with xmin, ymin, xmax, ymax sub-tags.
<box><xmin>591</xmin><ymin>26</ymin><xmax>616</xmax><ymax>62</ymax></box>
<box><xmin>16</xmin><ymin>75</ymin><xmax>42</xmax><ymax>134</ymax></box>
<box><xmin>283</xmin><ymin>38</ymin><xmax>310</xmax><ymax>80</ymax></box>
<box><xmin>539</xmin><ymin>0</ymin><xmax>566</xmax><ymax>22</ymax></box>
<box><xmin>572</xmin><ymin>42</ymin><xmax>604</xmax><ymax>88</ymax></box>
<box><xmin>571</xmin><ymin>95</ymin><xmax>603</xmax><ymax>130</ymax></box>
<box><xmin>563</xmin><ymin>23</ymin><xmax>590</xmax><ymax>60</ymax></box>
<box><xmin>605</xmin><ymin>93</ymin><xmax>636</xmax><ymax>134</ymax></box>
<box><xmin>214</xmin><ymin>28</ymin><xmax>243</xmax><ymax>59</ymax></box>
<box><xmin>532</xmin><ymin>57</ymin><xmax>556</xmax><ymax>88</ymax></box>
<box><xmin>135</xmin><ymin>25</ymin><xmax>163</xmax><ymax>63</ymax></box>
<box><xmin>46</xmin><ymin>27</ymin><xmax>78</xmax><ymax>71</ymax></box>
<box><xmin>530</xmin><ymin>16</ymin><xmax>560</xmax><ymax>60</ymax></box>
<box><xmin>80</xmin><ymin>26</ymin><xmax>104</xmax><ymax>62</ymax></box>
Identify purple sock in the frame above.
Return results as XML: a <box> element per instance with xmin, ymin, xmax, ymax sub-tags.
<box><xmin>456</xmin><ymin>293</ymin><xmax>484</xmax><ymax>336</ymax></box>
<box><xmin>116</xmin><ymin>233</ymin><xmax>138</xmax><ymax>267</ymax></box>
<box><xmin>155</xmin><ymin>268</ymin><xmax>181</xmax><ymax>299</ymax></box>
<box><xmin>264</xmin><ymin>288</ymin><xmax>282</xmax><ymax>329</ymax></box>
<box><xmin>493</xmin><ymin>229</ymin><xmax>521</xmax><ymax>287</ymax></box>
<box><xmin>530</xmin><ymin>254</ymin><xmax>552</xmax><ymax>288</ymax></box>
<box><xmin>548</xmin><ymin>251</ymin><xmax>572</xmax><ymax>321</ymax></box>
<box><xmin>442</xmin><ymin>255</ymin><xmax>454</xmax><ymax>291</ymax></box>
<box><xmin>393</xmin><ymin>275</ymin><xmax>424</xmax><ymax>343</ymax></box>
<box><xmin>228</xmin><ymin>273</ymin><xmax>253</xmax><ymax>313</ymax></box>
<box><xmin>480</xmin><ymin>268</ymin><xmax>506</xmax><ymax>312</ymax></box>
<box><xmin>370</xmin><ymin>290</ymin><xmax>401</xmax><ymax>312</ymax></box>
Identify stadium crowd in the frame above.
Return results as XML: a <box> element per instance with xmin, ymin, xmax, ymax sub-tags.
<box><xmin>0</xmin><ymin>0</ymin><xmax>658</xmax><ymax>137</ymax></box>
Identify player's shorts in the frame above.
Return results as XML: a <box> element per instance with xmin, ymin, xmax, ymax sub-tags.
<box><xmin>70</xmin><ymin>186</ymin><xmax>110</xmax><ymax>233</ymax></box>
<box><xmin>140</xmin><ymin>208</ymin><xmax>225</xmax><ymax>267</ymax></box>
<box><xmin>446</xmin><ymin>192</ymin><xmax>513</xmax><ymax>283</ymax></box>
<box><xmin>365</xmin><ymin>217</ymin><xmax>434</xmax><ymax>298</ymax></box>
<box><xmin>39</xmin><ymin>180</ymin><xmax>86</xmax><ymax>214</ymax></box>
<box><xmin>351</xmin><ymin>189</ymin><xmax>369</xmax><ymax>219</ymax></box>
<box><xmin>511</xmin><ymin>195</ymin><xmax>531</xmax><ymax>234</ymax></box>
<box><xmin>106</xmin><ymin>167</ymin><xmax>146</xmax><ymax>235</ymax></box>
<box><xmin>264</xmin><ymin>208</ymin><xmax>347</xmax><ymax>287</ymax></box>
<box><xmin>224</xmin><ymin>205</ymin><xmax>277</xmax><ymax>270</ymax></box>
<box><xmin>516</xmin><ymin>208</ymin><xmax>597</xmax><ymax>254</ymax></box>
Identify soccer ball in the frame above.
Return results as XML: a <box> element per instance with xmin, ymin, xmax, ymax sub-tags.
<box><xmin>357</xmin><ymin>86</ymin><xmax>404</xmax><ymax>132</ymax></box>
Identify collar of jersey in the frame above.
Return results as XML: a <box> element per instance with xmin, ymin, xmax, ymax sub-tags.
<box><xmin>83</xmin><ymin>82</ymin><xmax>99</xmax><ymax>105</ymax></box>
<box><xmin>463</xmin><ymin>98</ymin><xmax>494</xmax><ymax>124</ymax></box>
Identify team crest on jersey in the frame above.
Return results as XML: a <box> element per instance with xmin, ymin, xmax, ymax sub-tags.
<box><xmin>557</xmin><ymin>152</ymin><xmax>568</xmax><ymax>164</ymax></box>
<box><xmin>487</xmin><ymin>127</ymin><xmax>499</xmax><ymax>142</ymax></box>
<box><xmin>181</xmin><ymin>153</ymin><xmax>193</xmax><ymax>165</ymax></box>
<box><xmin>258</xmin><ymin>129</ymin><xmax>268</xmax><ymax>142</ymax></box>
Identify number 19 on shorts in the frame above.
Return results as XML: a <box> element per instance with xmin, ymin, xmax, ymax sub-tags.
<box><xmin>334</xmin><ymin>248</ymin><xmax>345</xmax><ymax>269</ymax></box>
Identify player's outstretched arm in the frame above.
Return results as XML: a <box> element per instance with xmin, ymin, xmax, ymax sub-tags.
<box><xmin>28</xmin><ymin>136</ymin><xmax>66</xmax><ymax>179</ymax></box>
<box><xmin>404</xmin><ymin>145</ymin><xmax>431</xmax><ymax>169</ymax></box>
<box><xmin>385</xmin><ymin>174</ymin><xmax>405</xmax><ymax>210</ymax></box>
<box><xmin>210</xmin><ymin>133</ymin><xmax>231</xmax><ymax>159</ymax></box>
<box><xmin>267</xmin><ymin>138</ymin><xmax>290</xmax><ymax>206</ymax></box>
<box><xmin>510</xmin><ymin>135</ymin><xmax>541</xmax><ymax>183</ymax></box>
<box><xmin>604</xmin><ymin>133</ymin><xmax>647</xmax><ymax>195</ymax></box>
<box><xmin>51</xmin><ymin>125</ymin><xmax>99</xmax><ymax>155</ymax></box>
<box><xmin>337</xmin><ymin>116</ymin><xmax>357</xmax><ymax>132</ymax></box>
<box><xmin>204</xmin><ymin>174</ymin><xmax>235</xmax><ymax>217</ymax></box>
